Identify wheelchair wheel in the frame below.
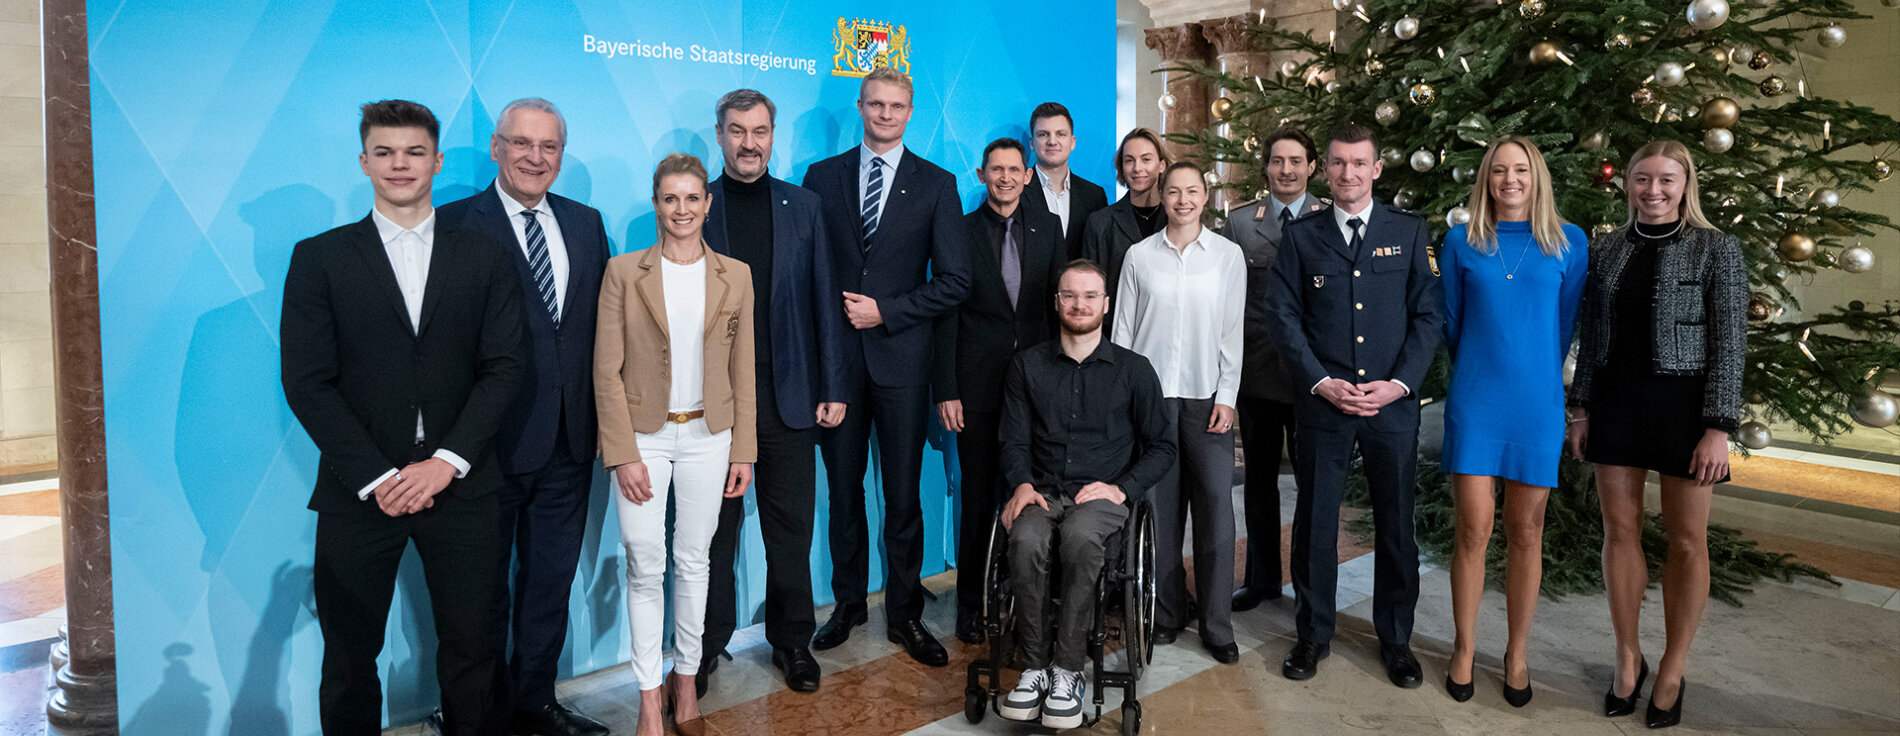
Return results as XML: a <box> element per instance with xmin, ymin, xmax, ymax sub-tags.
<box><xmin>964</xmin><ymin>686</ymin><xmax>986</xmax><ymax>723</ymax></box>
<box><xmin>1120</xmin><ymin>700</ymin><xmax>1141</xmax><ymax>736</ymax></box>
<box><xmin>1123</xmin><ymin>502</ymin><xmax>1157</xmax><ymax>679</ymax></box>
<box><xmin>982</xmin><ymin>514</ymin><xmax>1014</xmax><ymax>642</ymax></box>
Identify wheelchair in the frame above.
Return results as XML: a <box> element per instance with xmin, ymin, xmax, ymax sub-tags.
<box><xmin>963</xmin><ymin>499</ymin><xmax>1157</xmax><ymax>735</ymax></box>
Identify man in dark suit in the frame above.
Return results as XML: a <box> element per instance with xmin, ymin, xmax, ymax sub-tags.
<box><xmin>281</xmin><ymin>99</ymin><xmax>526</xmax><ymax>736</ymax></box>
<box><xmin>433</xmin><ymin>98</ymin><xmax>609</xmax><ymax>736</ymax></box>
<box><xmin>699</xmin><ymin>88</ymin><xmax>849</xmax><ymax>695</ymax></box>
<box><xmin>1265</xmin><ymin>123</ymin><xmax>1442</xmax><ymax>688</ymax></box>
<box><xmin>1018</xmin><ymin>102</ymin><xmax>1108</xmax><ymax>260</ymax></box>
<box><xmin>1218</xmin><ymin>127</ymin><xmax>1327</xmax><ymax>615</ymax></box>
<box><xmin>932</xmin><ymin>137</ymin><xmax>1065</xmax><ymax>645</ymax></box>
<box><xmin>801</xmin><ymin>66</ymin><xmax>972</xmax><ymax>667</ymax></box>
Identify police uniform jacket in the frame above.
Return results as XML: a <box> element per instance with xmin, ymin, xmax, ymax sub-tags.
<box><xmin>1222</xmin><ymin>195</ymin><xmax>1327</xmax><ymax>403</ymax></box>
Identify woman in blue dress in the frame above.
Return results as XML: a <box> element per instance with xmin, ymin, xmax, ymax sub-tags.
<box><xmin>1438</xmin><ymin>136</ymin><xmax>1587</xmax><ymax>706</ymax></box>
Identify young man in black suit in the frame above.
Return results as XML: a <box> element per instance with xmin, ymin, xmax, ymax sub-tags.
<box><xmin>801</xmin><ymin>66</ymin><xmax>972</xmax><ymax>667</ymax></box>
<box><xmin>1019</xmin><ymin>102</ymin><xmax>1108</xmax><ymax>260</ymax></box>
<box><xmin>698</xmin><ymin>88</ymin><xmax>850</xmax><ymax>695</ymax></box>
<box><xmin>433</xmin><ymin>97</ymin><xmax>610</xmax><ymax>736</ymax></box>
<box><xmin>933</xmin><ymin>137</ymin><xmax>1065</xmax><ymax>645</ymax></box>
<box><xmin>280</xmin><ymin>99</ymin><xmax>527</xmax><ymax>736</ymax></box>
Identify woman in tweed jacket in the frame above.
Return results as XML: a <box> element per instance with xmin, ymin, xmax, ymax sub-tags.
<box><xmin>1565</xmin><ymin>140</ymin><xmax>1746</xmax><ymax>729</ymax></box>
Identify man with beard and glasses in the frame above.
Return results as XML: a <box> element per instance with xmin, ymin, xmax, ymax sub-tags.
<box><xmin>992</xmin><ymin>260</ymin><xmax>1175</xmax><ymax>730</ymax></box>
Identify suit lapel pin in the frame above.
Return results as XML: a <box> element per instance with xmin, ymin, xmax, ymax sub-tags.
<box><xmin>1312</xmin><ymin>275</ymin><xmax>1326</xmax><ymax>288</ymax></box>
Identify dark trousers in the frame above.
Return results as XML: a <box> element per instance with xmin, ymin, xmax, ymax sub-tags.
<box><xmin>819</xmin><ymin>380</ymin><xmax>931</xmax><ymax>623</ymax></box>
<box><xmin>1009</xmin><ymin>493</ymin><xmax>1128</xmax><ymax>671</ymax></box>
<box><xmin>1237</xmin><ymin>396</ymin><xmax>1294</xmax><ymax>593</ymax></box>
<box><xmin>704</xmin><ymin>370</ymin><xmax>820</xmax><ymax>658</ymax></box>
<box><xmin>315</xmin><ymin>484</ymin><xmax>498</xmax><ymax>736</ymax></box>
<box><xmin>953</xmin><ymin>408</ymin><xmax>1003</xmax><ymax>615</ymax></box>
<box><xmin>486</xmin><ymin>420</ymin><xmax>593</xmax><ymax>715</ymax></box>
<box><xmin>1290</xmin><ymin>419</ymin><xmax>1420</xmax><ymax>646</ymax></box>
<box><xmin>1152</xmin><ymin>397</ymin><xmax>1237</xmax><ymax>646</ymax></box>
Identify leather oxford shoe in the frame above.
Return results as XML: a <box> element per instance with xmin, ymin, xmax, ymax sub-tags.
<box><xmin>516</xmin><ymin>702</ymin><xmax>609</xmax><ymax>736</ymax></box>
<box><xmin>1202</xmin><ymin>639</ymin><xmax>1240</xmax><ymax>664</ymax></box>
<box><xmin>956</xmin><ymin>608</ymin><xmax>985</xmax><ymax>644</ymax></box>
<box><xmin>1281</xmin><ymin>640</ymin><xmax>1329</xmax><ymax>680</ymax></box>
<box><xmin>773</xmin><ymin>647</ymin><xmax>822</xmax><ymax>692</ymax></box>
<box><xmin>811</xmin><ymin>602</ymin><xmax>867</xmax><ymax>651</ymax></box>
<box><xmin>887</xmin><ymin>619</ymin><xmax>949</xmax><ymax>667</ymax></box>
<box><xmin>1380</xmin><ymin>644</ymin><xmax>1424</xmax><ymax>689</ymax></box>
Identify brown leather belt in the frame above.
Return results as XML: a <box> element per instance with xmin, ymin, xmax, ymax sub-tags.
<box><xmin>668</xmin><ymin>410</ymin><xmax>706</xmax><ymax>424</ymax></box>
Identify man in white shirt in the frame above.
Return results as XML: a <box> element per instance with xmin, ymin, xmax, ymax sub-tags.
<box><xmin>1019</xmin><ymin>102</ymin><xmax>1108</xmax><ymax>260</ymax></box>
<box><xmin>281</xmin><ymin>99</ymin><xmax>527</xmax><ymax>736</ymax></box>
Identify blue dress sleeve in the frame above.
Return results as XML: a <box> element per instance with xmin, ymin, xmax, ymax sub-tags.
<box><xmin>1558</xmin><ymin>224</ymin><xmax>1589</xmax><ymax>361</ymax></box>
<box><xmin>1439</xmin><ymin>224</ymin><xmax>1466</xmax><ymax>356</ymax></box>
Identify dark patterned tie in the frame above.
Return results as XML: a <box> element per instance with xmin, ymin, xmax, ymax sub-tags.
<box><xmin>861</xmin><ymin>157</ymin><xmax>884</xmax><ymax>252</ymax></box>
<box><xmin>521</xmin><ymin>210</ymin><xmax>560</xmax><ymax>327</ymax></box>
<box><xmin>1347</xmin><ymin>216</ymin><xmax>1364</xmax><ymax>255</ymax></box>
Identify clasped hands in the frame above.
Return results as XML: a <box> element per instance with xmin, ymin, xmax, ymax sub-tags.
<box><xmin>1317</xmin><ymin>378</ymin><xmax>1406</xmax><ymax>416</ymax></box>
<box><xmin>372</xmin><ymin>458</ymin><xmax>456</xmax><ymax>517</ymax></box>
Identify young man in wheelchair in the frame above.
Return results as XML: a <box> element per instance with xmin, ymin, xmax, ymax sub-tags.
<box><xmin>994</xmin><ymin>260</ymin><xmax>1177</xmax><ymax>728</ymax></box>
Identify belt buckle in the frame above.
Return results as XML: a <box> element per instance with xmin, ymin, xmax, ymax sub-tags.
<box><xmin>671</xmin><ymin>412</ymin><xmax>692</xmax><ymax>424</ymax></box>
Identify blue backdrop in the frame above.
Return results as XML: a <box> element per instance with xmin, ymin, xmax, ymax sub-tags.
<box><xmin>92</xmin><ymin>1</ymin><xmax>1113</xmax><ymax>733</ymax></box>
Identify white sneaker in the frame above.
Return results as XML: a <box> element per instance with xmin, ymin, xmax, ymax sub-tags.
<box><xmin>999</xmin><ymin>668</ymin><xmax>1050</xmax><ymax>722</ymax></box>
<box><xmin>1041</xmin><ymin>666</ymin><xmax>1086</xmax><ymax>729</ymax></box>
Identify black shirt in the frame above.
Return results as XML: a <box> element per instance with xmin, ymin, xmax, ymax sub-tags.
<box><xmin>976</xmin><ymin>202</ymin><xmax>1020</xmax><ymax>265</ymax></box>
<box><xmin>1000</xmin><ymin>338</ymin><xmax>1176</xmax><ymax>501</ymax></box>
<box><xmin>721</xmin><ymin>174</ymin><xmax>774</xmax><ymax>364</ymax></box>
<box><xmin>1132</xmin><ymin>203</ymin><xmax>1165</xmax><ymax>239</ymax></box>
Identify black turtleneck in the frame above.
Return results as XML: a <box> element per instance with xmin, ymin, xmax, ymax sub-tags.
<box><xmin>721</xmin><ymin>174</ymin><xmax>774</xmax><ymax>365</ymax></box>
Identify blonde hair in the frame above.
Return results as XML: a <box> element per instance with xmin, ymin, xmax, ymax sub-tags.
<box><xmin>861</xmin><ymin>66</ymin><xmax>914</xmax><ymax>99</ymax></box>
<box><xmin>1465</xmin><ymin>136</ymin><xmax>1570</xmax><ymax>257</ymax></box>
<box><xmin>1623</xmin><ymin>140</ymin><xmax>1715</xmax><ymax>229</ymax></box>
<box><xmin>651</xmin><ymin>152</ymin><xmax>709</xmax><ymax>195</ymax></box>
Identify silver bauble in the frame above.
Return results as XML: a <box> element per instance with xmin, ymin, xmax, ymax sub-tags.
<box><xmin>1447</xmin><ymin>205</ymin><xmax>1472</xmax><ymax>226</ymax></box>
<box><xmin>1580</xmin><ymin>130</ymin><xmax>1609</xmax><ymax>152</ymax></box>
<box><xmin>1686</xmin><ymin>0</ymin><xmax>1731</xmax><ymax>31</ymax></box>
<box><xmin>1838</xmin><ymin>244</ymin><xmax>1876</xmax><ymax>274</ymax></box>
<box><xmin>1452</xmin><ymin>166</ymin><xmax>1476</xmax><ymax>184</ymax></box>
<box><xmin>1395</xmin><ymin>16</ymin><xmax>1420</xmax><ymax>40</ymax></box>
<box><xmin>1457</xmin><ymin>113</ymin><xmax>1492</xmax><ymax>145</ymax></box>
<box><xmin>1325</xmin><ymin>80</ymin><xmax>1341</xmax><ymax>94</ymax></box>
<box><xmin>1332</xmin><ymin>0</ymin><xmax>1353</xmax><ymax>10</ymax></box>
<box><xmin>1202</xmin><ymin>170</ymin><xmax>1221</xmax><ymax>187</ymax></box>
<box><xmin>1394</xmin><ymin>187</ymin><xmax>1421</xmax><ymax>210</ymax></box>
<box><xmin>1157</xmin><ymin>93</ymin><xmax>1177</xmax><ymax>111</ymax></box>
<box><xmin>1382</xmin><ymin>147</ymin><xmax>1407</xmax><ymax>167</ymax></box>
<box><xmin>1410</xmin><ymin>149</ymin><xmax>1437</xmax><ymax>172</ymax></box>
<box><xmin>1562</xmin><ymin>353</ymin><xmax>1577</xmax><ymax>386</ymax></box>
<box><xmin>1818</xmin><ymin>25</ymin><xmax>1846</xmax><ymax>48</ymax></box>
<box><xmin>1735</xmin><ymin>421</ymin><xmax>1773</xmax><ymax>450</ymax></box>
<box><xmin>1703</xmin><ymin>127</ymin><xmax>1735</xmax><ymax>153</ymax></box>
<box><xmin>1813</xmin><ymin>189</ymin><xmax>1841</xmax><ymax>208</ymax></box>
<box><xmin>1849</xmin><ymin>389</ymin><xmax>1899</xmax><ymax>428</ymax></box>
<box><xmin>1280</xmin><ymin>60</ymin><xmax>1299</xmax><ymax>78</ymax></box>
<box><xmin>1375</xmin><ymin>100</ymin><xmax>1402</xmax><ymax>126</ymax></box>
<box><xmin>1655</xmin><ymin>61</ymin><xmax>1687</xmax><ymax>87</ymax></box>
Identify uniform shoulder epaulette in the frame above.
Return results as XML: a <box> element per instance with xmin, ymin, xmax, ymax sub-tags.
<box><xmin>1226</xmin><ymin>198</ymin><xmax>1263</xmax><ymax>215</ymax></box>
<box><xmin>1290</xmin><ymin>206</ymin><xmax>1329</xmax><ymax>222</ymax></box>
<box><xmin>1387</xmin><ymin>206</ymin><xmax>1424</xmax><ymax>220</ymax></box>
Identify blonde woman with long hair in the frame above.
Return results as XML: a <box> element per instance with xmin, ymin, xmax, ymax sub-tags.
<box><xmin>1438</xmin><ymin>136</ymin><xmax>1588</xmax><ymax>707</ymax></box>
<box><xmin>1566</xmin><ymin>140</ymin><xmax>1746</xmax><ymax>729</ymax></box>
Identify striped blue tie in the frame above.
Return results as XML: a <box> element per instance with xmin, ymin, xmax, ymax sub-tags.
<box><xmin>861</xmin><ymin>157</ymin><xmax>884</xmax><ymax>251</ymax></box>
<box><xmin>522</xmin><ymin>210</ymin><xmax>560</xmax><ymax>327</ymax></box>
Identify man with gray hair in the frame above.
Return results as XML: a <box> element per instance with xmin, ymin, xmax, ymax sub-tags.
<box><xmin>696</xmin><ymin>87</ymin><xmax>849</xmax><ymax>695</ymax></box>
<box><xmin>436</xmin><ymin>97</ymin><xmax>611</xmax><ymax>736</ymax></box>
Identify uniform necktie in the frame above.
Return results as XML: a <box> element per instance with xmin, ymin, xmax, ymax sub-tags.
<box><xmin>1346</xmin><ymin>215</ymin><xmax>1364</xmax><ymax>255</ymax></box>
<box><xmin>522</xmin><ymin>210</ymin><xmax>560</xmax><ymax>327</ymax></box>
<box><xmin>1279</xmin><ymin>206</ymin><xmax>1293</xmax><ymax>231</ymax></box>
<box><xmin>861</xmin><ymin>157</ymin><xmax>884</xmax><ymax>250</ymax></box>
<box><xmin>1001</xmin><ymin>217</ymin><xmax>1021</xmax><ymax>309</ymax></box>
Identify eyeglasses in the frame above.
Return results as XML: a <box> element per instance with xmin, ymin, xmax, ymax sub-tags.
<box><xmin>504</xmin><ymin>137</ymin><xmax>563</xmax><ymax>156</ymax></box>
<box><xmin>1056</xmin><ymin>291</ymin><xmax>1105</xmax><ymax>304</ymax></box>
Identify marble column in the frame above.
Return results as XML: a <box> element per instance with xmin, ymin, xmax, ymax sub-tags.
<box><xmin>41</xmin><ymin>0</ymin><xmax>117</xmax><ymax>733</ymax></box>
<box><xmin>1201</xmin><ymin>14</ymin><xmax>1267</xmax><ymax>211</ymax></box>
<box><xmin>1143</xmin><ymin>23</ymin><xmax>1211</xmax><ymax>159</ymax></box>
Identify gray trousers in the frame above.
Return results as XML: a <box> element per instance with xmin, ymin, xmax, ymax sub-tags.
<box><xmin>1154</xmin><ymin>396</ymin><xmax>1237</xmax><ymax>645</ymax></box>
<box><xmin>1010</xmin><ymin>493</ymin><xmax>1129</xmax><ymax>671</ymax></box>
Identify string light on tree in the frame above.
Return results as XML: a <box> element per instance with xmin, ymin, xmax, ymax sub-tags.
<box><xmin>1530</xmin><ymin>41</ymin><xmax>1563</xmax><ymax>65</ymax></box>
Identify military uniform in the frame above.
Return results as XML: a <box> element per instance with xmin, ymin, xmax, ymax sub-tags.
<box><xmin>1263</xmin><ymin>201</ymin><xmax>1443</xmax><ymax>650</ymax></box>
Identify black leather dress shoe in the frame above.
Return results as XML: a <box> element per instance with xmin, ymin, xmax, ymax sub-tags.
<box><xmin>1381</xmin><ymin>644</ymin><xmax>1424</xmax><ymax>689</ymax></box>
<box><xmin>1202</xmin><ymin>639</ymin><xmax>1240</xmax><ymax>664</ymax></box>
<box><xmin>1231</xmin><ymin>586</ymin><xmax>1282</xmax><ymax>612</ymax></box>
<box><xmin>811</xmin><ymin>602</ymin><xmax>868</xmax><ymax>651</ymax></box>
<box><xmin>1646</xmin><ymin>678</ymin><xmax>1685</xmax><ymax>729</ymax></box>
<box><xmin>517</xmin><ymin>702</ymin><xmax>610</xmax><ymax>736</ymax></box>
<box><xmin>1281</xmin><ymin>640</ymin><xmax>1329</xmax><ymax>680</ymax></box>
<box><xmin>773</xmin><ymin>646</ymin><xmax>822</xmax><ymax>692</ymax></box>
<box><xmin>956</xmin><ymin>608</ymin><xmax>985</xmax><ymax>644</ymax></box>
<box><xmin>887</xmin><ymin>619</ymin><xmax>949</xmax><ymax>666</ymax></box>
<box><xmin>1152</xmin><ymin>626</ymin><xmax>1180</xmax><ymax>646</ymax></box>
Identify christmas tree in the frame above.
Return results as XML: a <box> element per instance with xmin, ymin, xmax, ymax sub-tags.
<box><xmin>1167</xmin><ymin>0</ymin><xmax>1900</xmax><ymax>601</ymax></box>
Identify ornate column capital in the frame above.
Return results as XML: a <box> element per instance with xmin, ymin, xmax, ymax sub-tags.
<box><xmin>1144</xmin><ymin>23</ymin><xmax>1209</xmax><ymax>61</ymax></box>
<box><xmin>1200</xmin><ymin>14</ymin><xmax>1259</xmax><ymax>57</ymax></box>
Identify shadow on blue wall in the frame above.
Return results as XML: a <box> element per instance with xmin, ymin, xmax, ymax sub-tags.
<box><xmin>125</xmin><ymin>643</ymin><xmax>211</xmax><ymax>736</ymax></box>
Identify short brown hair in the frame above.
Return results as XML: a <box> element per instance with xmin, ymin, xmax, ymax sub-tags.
<box><xmin>1030</xmin><ymin>102</ymin><xmax>1074</xmax><ymax>132</ymax></box>
<box><xmin>1161</xmin><ymin>160</ymin><xmax>1207</xmax><ymax>189</ymax></box>
<box><xmin>360</xmin><ymin>99</ymin><xmax>438</xmax><ymax>146</ymax></box>
<box><xmin>1327</xmin><ymin>122</ymin><xmax>1378</xmax><ymax>153</ymax></box>
<box><xmin>1057</xmin><ymin>258</ymin><xmax>1108</xmax><ymax>289</ymax></box>
<box><xmin>651</xmin><ymin>152</ymin><xmax>709</xmax><ymax>195</ymax></box>
<box><xmin>1260</xmin><ymin>127</ymin><xmax>1318</xmax><ymax>174</ymax></box>
<box><xmin>861</xmin><ymin>66</ymin><xmax>914</xmax><ymax>99</ymax></box>
<box><xmin>1113</xmin><ymin>127</ymin><xmax>1171</xmax><ymax>187</ymax></box>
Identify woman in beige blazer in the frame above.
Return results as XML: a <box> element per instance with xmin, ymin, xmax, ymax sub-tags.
<box><xmin>594</xmin><ymin>153</ymin><xmax>756</xmax><ymax>736</ymax></box>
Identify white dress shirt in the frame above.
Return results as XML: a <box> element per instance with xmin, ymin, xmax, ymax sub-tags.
<box><xmin>661</xmin><ymin>256</ymin><xmax>708</xmax><ymax>413</ymax></box>
<box><xmin>357</xmin><ymin>207</ymin><xmax>471</xmax><ymax>500</ymax></box>
<box><xmin>1110</xmin><ymin>226</ymin><xmax>1247</xmax><ymax>406</ymax></box>
<box><xmin>1038</xmin><ymin>167</ymin><xmax>1072</xmax><ymax>233</ymax></box>
<box><xmin>1309</xmin><ymin>200</ymin><xmax>1410</xmax><ymax>397</ymax></box>
<box><xmin>496</xmin><ymin>184</ymin><xmax>569</xmax><ymax>320</ymax></box>
<box><xmin>859</xmin><ymin>142</ymin><xmax>906</xmax><ymax>225</ymax></box>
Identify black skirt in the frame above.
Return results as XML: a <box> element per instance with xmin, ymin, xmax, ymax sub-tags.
<box><xmin>1585</xmin><ymin>362</ymin><xmax>1728</xmax><ymax>484</ymax></box>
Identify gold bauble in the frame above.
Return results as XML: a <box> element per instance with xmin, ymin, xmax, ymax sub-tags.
<box><xmin>1814</xmin><ymin>250</ymin><xmax>1838</xmax><ymax>269</ymax></box>
<box><xmin>1606</xmin><ymin>33</ymin><xmax>1633</xmax><ymax>50</ymax></box>
<box><xmin>1242</xmin><ymin>136</ymin><xmax>1260</xmax><ymax>153</ymax></box>
<box><xmin>1747</xmin><ymin>294</ymin><xmax>1773</xmax><ymax>322</ymax></box>
<box><xmin>1529</xmin><ymin>41</ymin><xmax>1563</xmax><ymax>65</ymax></box>
<box><xmin>1211</xmin><ymin>96</ymin><xmax>1234</xmax><ymax>121</ymax></box>
<box><xmin>1747</xmin><ymin>50</ymin><xmax>1772</xmax><ymax>70</ymax></box>
<box><xmin>1631</xmin><ymin>87</ymin><xmax>1656</xmax><ymax>106</ymax></box>
<box><xmin>1365</xmin><ymin>58</ymin><xmax>1387</xmax><ymax>77</ymax></box>
<box><xmin>1874</xmin><ymin>159</ymin><xmax>1894</xmax><ymax>182</ymax></box>
<box><xmin>1592</xmin><ymin>222</ymin><xmax>1616</xmax><ymax>237</ymax></box>
<box><xmin>1758</xmin><ymin>76</ymin><xmax>1787</xmax><ymax>97</ymax></box>
<box><xmin>1706</xmin><ymin>46</ymin><xmax>1732</xmax><ymax>70</ymax></box>
<box><xmin>1777</xmin><ymin>232</ymin><xmax>1818</xmax><ymax>262</ymax></box>
<box><xmin>1519</xmin><ymin>0</ymin><xmax>1547</xmax><ymax>20</ymax></box>
<box><xmin>1701</xmin><ymin>97</ymin><xmax>1740</xmax><ymax>129</ymax></box>
<box><xmin>1409</xmin><ymin>82</ymin><xmax>1437</xmax><ymax>106</ymax></box>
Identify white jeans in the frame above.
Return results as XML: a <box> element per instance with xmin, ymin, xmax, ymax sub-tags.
<box><xmin>614</xmin><ymin>418</ymin><xmax>731</xmax><ymax>690</ymax></box>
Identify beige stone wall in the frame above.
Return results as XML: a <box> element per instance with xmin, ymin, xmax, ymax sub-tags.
<box><xmin>0</xmin><ymin>0</ymin><xmax>53</xmax><ymax>473</ymax></box>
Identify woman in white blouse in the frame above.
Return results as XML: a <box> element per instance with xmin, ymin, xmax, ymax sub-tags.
<box><xmin>595</xmin><ymin>153</ymin><xmax>756</xmax><ymax>736</ymax></box>
<box><xmin>1110</xmin><ymin>160</ymin><xmax>1247</xmax><ymax>662</ymax></box>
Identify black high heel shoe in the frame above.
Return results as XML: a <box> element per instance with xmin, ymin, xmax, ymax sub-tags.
<box><xmin>1444</xmin><ymin>673</ymin><xmax>1474</xmax><ymax>702</ymax></box>
<box><xmin>1646</xmin><ymin>677</ymin><xmax>1684</xmax><ymax>729</ymax></box>
<box><xmin>1603</xmin><ymin>658</ymin><xmax>1649</xmax><ymax>717</ymax></box>
<box><xmin>1503</xmin><ymin>679</ymin><xmax>1534</xmax><ymax>708</ymax></box>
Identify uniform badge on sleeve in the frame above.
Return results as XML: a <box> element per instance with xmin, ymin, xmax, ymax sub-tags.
<box><xmin>1312</xmin><ymin>275</ymin><xmax>1325</xmax><ymax>288</ymax></box>
<box><xmin>1428</xmin><ymin>244</ymin><xmax>1441</xmax><ymax>277</ymax></box>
